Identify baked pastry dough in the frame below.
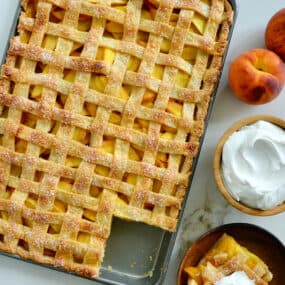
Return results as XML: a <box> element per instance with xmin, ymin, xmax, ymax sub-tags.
<box><xmin>185</xmin><ymin>234</ymin><xmax>273</xmax><ymax>285</ymax></box>
<box><xmin>0</xmin><ymin>0</ymin><xmax>233</xmax><ymax>278</ymax></box>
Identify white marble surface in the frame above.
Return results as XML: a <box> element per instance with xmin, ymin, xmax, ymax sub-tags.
<box><xmin>0</xmin><ymin>1</ymin><xmax>284</xmax><ymax>284</ymax></box>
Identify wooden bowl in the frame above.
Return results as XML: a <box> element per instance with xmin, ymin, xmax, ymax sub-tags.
<box><xmin>177</xmin><ymin>223</ymin><xmax>285</xmax><ymax>285</ymax></box>
<box><xmin>213</xmin><ymin>115</ymin><xmax>285</xmax><ymax>216</ymax></box>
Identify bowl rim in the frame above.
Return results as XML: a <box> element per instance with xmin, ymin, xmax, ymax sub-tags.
<box><xmin>177</xmin><ymin>222</ymin><xmax>285</xmax><ymax>285</ymax></box>
<box><xmin>213</xmin><ymin>114</ymin><xmax>285</xmax><ymax>216</ymax></box>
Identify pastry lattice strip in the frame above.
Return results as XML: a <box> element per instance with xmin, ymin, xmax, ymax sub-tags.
<box><xmin>192</xmin><ymin>255</ymin><xmax>271</xmax><ymax>285</ymax></box>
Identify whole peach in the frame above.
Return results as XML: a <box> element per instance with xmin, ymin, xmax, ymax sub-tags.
<box><xmin>265</xmin><ymin>8</ymin><xmax>285</xmax><ymax>61</ymax></box>
<box><xmin>229</xmin><ymin>49</ymin><xmax>285</xmax><ymax>105</ymax></box>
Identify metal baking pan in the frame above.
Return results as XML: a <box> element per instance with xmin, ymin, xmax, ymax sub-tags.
<box><xmin>0</xmin><ymin>1</ymin><xmax>238</xmax><ymax>284</ymax></box>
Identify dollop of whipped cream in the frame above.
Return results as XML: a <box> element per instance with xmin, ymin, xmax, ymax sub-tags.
<box><xmin>222</xmin><ymin>120</ymin><xmax>285</xmax><ymax>210</ymax></box>
<box><xmin>215</xmin><ymin>271</ymin><xmax>255</xmax><ymax>285</ymax></box>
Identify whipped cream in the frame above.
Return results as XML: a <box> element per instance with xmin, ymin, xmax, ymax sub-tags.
<box><xmin>222</xmin><ymin>120</ymin><xmax>285</xmax><ymax>210</ymax></box>
<box><xmin>215</xmin><ymin>271</ymin><xmax>255</xmax><ymax>285</ymax></box>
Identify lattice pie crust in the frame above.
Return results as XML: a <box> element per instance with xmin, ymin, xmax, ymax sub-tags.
<box><xmin>0</xmin><ymin>0</ymin><xmax>233</xmax><ymax>278</ymax></box>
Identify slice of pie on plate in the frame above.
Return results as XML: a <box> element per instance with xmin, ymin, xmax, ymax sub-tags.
<box><xmin>185</xmin><ymin>234</ymin><xmax>273</xmax><ymax>285</ymax></box>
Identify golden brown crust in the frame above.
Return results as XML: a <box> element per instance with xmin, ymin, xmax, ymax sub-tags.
<box><xmin>0</xmin><ymin>0</ymin><xmax>233</xmax><ymax>278</ymax></box>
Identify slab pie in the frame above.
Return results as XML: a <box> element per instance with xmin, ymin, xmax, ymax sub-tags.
<box><xmin>0</xmin><ymin>0</ymin><xmax>233</xmax><ymax>278</ymax></box>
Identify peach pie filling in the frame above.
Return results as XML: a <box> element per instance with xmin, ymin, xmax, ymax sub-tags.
<box><xmin>185</xmin><ymin>234</ymin><xmax>273</xmax><ymax>285</ymax></box>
